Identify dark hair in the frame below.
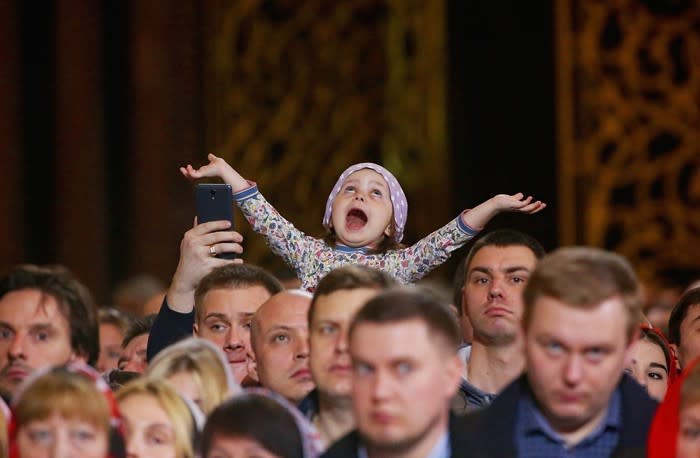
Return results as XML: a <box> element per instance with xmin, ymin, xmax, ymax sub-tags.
<box><xmin>194</xmin><ymin>264</ymin><xmax>283</xmax><ymax>323</ymax></box>
<box><xmin>0</xmin><ymin>264</ymin><xmax>99</xmax><ymax>365</ymax></box>
<box><xmin>523</xmin><ymin>247</ymin><xmax>642</xmax><ymax>341</ymax></box>
<box><xmin>639</xmin><ymin>326</ymin><xmax>674</xmax><ymax>377</ymax></box>
<box><xmin>98</xmin><ymin>307</ymin><xmax>132</xmax><ymax>335</ymax></box>
<box><xmin>122</xmin><ymin>314</ymin><xmax>156</xmax><ymax>348</ymax></box>
<box><xmin>349</xmin><ymin>286</ymin><xmax>461</xmax><ymax>352</ymax></box>
<box><xmin>309</xmin><ymin>265</ymin><xmax>397</xmax><ymax>325</ymax></box>
<box><xmin>668</xmin><ymin>287</ymin><xmax>700</xmax><ymax>345</ymax></box>
<box><xmin>202</xmin><ymin>393</ymin><xmax>304</xmax><ymax>458</ymax></box>
<box><xmin>453</xmin><ymin>229</ymin><xmax>545</xmax><ymax>315</ymax></box>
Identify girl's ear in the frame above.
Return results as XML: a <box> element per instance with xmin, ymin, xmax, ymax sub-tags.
<box><xmin>383</xmin><ymin>224</ymin><xmax>393</xmax><ymax>238</ymax></box>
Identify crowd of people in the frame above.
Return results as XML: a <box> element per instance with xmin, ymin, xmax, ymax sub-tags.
<box><xmin>0</xmin><ymin>157</ymin><xmax>698</xmax><ymax>457</ymax></box>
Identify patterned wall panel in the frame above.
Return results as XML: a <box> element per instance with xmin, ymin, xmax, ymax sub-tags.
<box><xmin>203</xmin><ymin>0</ymin><xmax>449</xmax><ymax>272</ymax></box>
<box><xmin>557</xmin><ymin>0</ymin><xmax>700</xmax><ymax>281</ymax></box>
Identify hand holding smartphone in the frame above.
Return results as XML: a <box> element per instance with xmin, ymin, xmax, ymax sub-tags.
<box><xmin>195</xmin><ymin>184</ymin><xmax>238</xmax><ymax>259</ymax></box>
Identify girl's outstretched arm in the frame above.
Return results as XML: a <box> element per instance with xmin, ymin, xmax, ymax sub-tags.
<box><xmin>180</xmin><ymin>153</ymin><xmax>250</xmax><ymax>192</ymax></box>
<box><xmin>462</xmin><ymin>193</ymin><xmax>546</xmax><ymax>230</ymax></box>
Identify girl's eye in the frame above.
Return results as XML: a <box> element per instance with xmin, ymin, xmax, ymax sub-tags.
<box><xmin>344</xmin><ymin>186</ymin><xmax>355</xmax><ymax>193</ymax></box>
<box><xmin>648</xmin><ymin>371</ymin><xmax>665</xmax><ymax>380</ymax></box>
<box><xmin>372</xmin><ymin>189</ymin><xmax>383</xmax><ymax>197</ymax></box>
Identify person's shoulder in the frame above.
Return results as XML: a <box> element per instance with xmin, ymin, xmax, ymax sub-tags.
<box><xmin>321</xmin><ymin>430</ymin><xmax>361</xmax><ymax>458</ymax></box>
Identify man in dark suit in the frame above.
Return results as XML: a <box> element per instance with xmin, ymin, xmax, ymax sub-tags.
<box><xmin>457</xmin><ymin>247</ymin><xmax>658</xmax><ymax>457</ymax></box>
<box><xmin>323</xmin><ymin>286</ymin><xmax>468</xmax><ymax>458</ymax></box>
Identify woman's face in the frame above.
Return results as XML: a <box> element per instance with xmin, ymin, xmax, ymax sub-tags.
<box><xmin>625</xmin><ymin>338</ymin><xmax>669</xmax><ymax>401</ymax></box>
<box><xmin>119</xmin><ymin>393</ymin><xmax>178</xmax><ymax>458</ymax></box>
<box><xmin>207</xmin><ymin>435</ymin><xmax>281</xmax><ymax>458</ymax></box>
<box><xmin>678</xmin><ymin>401</ymin><xmax>700</xmax><ymax>458</ymax></box>
<box><xmin>17</xmin><ymin>412</ymin><xmax>108</xmax><ymax>458</ymax></box>
<box><xmin>166</xmin><ymin>371</ymin><xmax>203</xmax><ymax>411</ymax></box>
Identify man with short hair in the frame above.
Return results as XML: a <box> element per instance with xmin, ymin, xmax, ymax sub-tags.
<box><xmin>249</xmin><ymin>290</ymin><xmax>315</xmax><ymax>403</ymax></box>
<box><xmin>118</xmin><ymin>314</ymin><xmax>156</xmax><ymax>373</ymax></box>
<box><xmin>147</xmin><ymin>220</ymin><xmax>283</xmax><ymax>383</ymax></box>
<box><xmin>454</xmin><ymin>229</ymin><xmax>545</xmax><ymax>412</ymax></box>
<box><xmin>0</xmin><ymin>264</ymin><xmax>99</xmax><ymax>400</ymax></box>
<box><xmin>303</xmin><ymin>265</ymin><xmax>397</xmax><ymax>447</ymax></box>
<box><xmin>668</xmin><ymin>287</ymin><xmax>700</xmax><ymax>369</ymax></box>
<box><xmin>459</xmin><ymin>247</ymin><xmax>657</xmax><ymax>457</ymax></box>
<box><xmin>323</xmin><ymin>287</ymin><xmax>468</xmax><ymax>458</ymax></box>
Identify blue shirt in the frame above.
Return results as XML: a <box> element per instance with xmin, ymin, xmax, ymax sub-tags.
<box><xmin>514</xmin><ymin>388</ymin><xmax>621</xmax><ymax>458</ymax></box>
<box><xmin>358</xmin><ymin>431</ymin><xmax>450</xmax><ymax>458</ymax></box>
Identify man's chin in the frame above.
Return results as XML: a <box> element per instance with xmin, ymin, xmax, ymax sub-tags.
<box><xmin>228</xmin><ymin>361</ymin><xmax>249</xmax><ymax>383</ymax></box>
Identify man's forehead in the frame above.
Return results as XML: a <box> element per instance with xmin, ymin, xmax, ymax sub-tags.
<box><xmin>350</xmin><ymin>320</ymin><xmax>435</xmax><ymax>356</ymax></box>
<box><xmin>469</xmin><ymin>245</ymin><xmax>537</xmax><ymax>268</ymax></box>
<box><xmin>0</xmin><ymin>289</ymin><xmax>66</xmax><ymax>322</ymax></box>
<box><xmin>201</xmin><ymin>286</ymin><xmax>271</xmax><ymax>311</ymax></box>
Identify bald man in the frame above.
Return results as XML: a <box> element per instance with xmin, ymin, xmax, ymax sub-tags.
<box><xmin>249</xmin><ymin>290</ymin><xmax>315</xmax><ymax>403</ymax></box>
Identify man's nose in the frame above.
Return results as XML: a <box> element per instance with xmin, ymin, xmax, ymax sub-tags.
<box><xmin>563</xmin><ymin>354</ymin><xmax>584</xmax><ymax>385</ymax></box>
<box><xmin>8</xmin><ymin>334</ymin><xmax>25</xmax><ymax>359</ymax></box>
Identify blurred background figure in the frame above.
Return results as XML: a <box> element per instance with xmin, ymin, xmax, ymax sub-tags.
<box><xmin>117</xmin><ymin>378</ymin><xmax>199</xmax><ymax>458</ymax></box>
<box><xmin>112</xmin><ymin>274</ymin><xmax>165</xmax><ymax>317</ymax></box>
<box><xmin>97</xmin><ymin>307</ymin><xmax>132</xmax><ymax>374</ymax></box>
<box><xmin>118</xmin><ymin>315</ymin><xmax>156</xmax><ymax>374</ymax></box>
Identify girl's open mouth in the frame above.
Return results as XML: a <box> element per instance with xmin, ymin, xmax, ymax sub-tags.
<box><xmin>346</xmin><ymin>208</ymin><xmax>368</xmax><ymax>230</ymax></box>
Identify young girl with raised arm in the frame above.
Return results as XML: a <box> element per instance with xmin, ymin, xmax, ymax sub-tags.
<box><xmin>182</xmin><ymin>154</ymin><xmax>546</xmax><ymax>291</ymax></box>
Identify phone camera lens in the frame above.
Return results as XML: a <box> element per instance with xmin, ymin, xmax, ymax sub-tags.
<box><xmin>210</xmin><ymin>189</ymin><xmax>216</xmax><ymax>198</ymax></box>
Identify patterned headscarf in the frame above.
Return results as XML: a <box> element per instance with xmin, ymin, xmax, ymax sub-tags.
<box><xmin>323</xmin><ymin>163</ymin><xmax>408</xmax><ymax>243</ymax></box>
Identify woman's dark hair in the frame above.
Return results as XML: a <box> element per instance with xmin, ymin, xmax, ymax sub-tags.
<box><xmin>202</xmin><ymin>394</ymin><xmax>303</xmax><ymax>458</ymax></box>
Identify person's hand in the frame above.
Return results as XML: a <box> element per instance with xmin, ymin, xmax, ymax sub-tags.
<box><xmin>166</xmin><ymin>219</ymin><xmax>244</xmax><ymax>313</ymax></box>
<box><xmin>180</xmin><ymin>153</ymin><xmax>250</xmax><ymax>192</ymax></box>
<box><xmin>462</xmin><ymin>193</ymin><xmax>546</xmax><ymax>230</ymax></box>
<box><xmin>489</xmin><ymin>193</ymin><xmax>546</xmax><ymax>214</ymax></box>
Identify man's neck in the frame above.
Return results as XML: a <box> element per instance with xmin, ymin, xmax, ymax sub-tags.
<box><xmin>466</xmin><ymin>337</ymin><xmax>525</xmax><ymax>394</ymax></box>
<box><xmin>316</xmin><ymin>392</ymin><xmax>355</xmax><ymax>448</ymax></box>
<box><xmin>365</xmin><ymin>415</ymin><xmax>448</xmax><ymax>458</ymax></box>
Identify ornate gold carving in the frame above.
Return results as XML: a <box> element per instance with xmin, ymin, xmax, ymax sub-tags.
<box><xmin>204</xmin><ymin>0</ymin><xmax>448</xmax><ymax>272</ymax></box>
<box><xmin>557</xmin><ymin>0</ymin><xmax>700</xmax><ymax>281</ymax></box>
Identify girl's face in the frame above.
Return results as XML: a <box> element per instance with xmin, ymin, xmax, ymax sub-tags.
<box><xmin>624</xmin><ymin>338</ymin><xmax>669</xmax><ymax>401</ymax></box>
<box><xmin>330</xmin><ymin>169</ymin><xmax>394</xmax><ymax>248</ymax></box>
<box><xmin>119</xmin><ymin>393</ymin><xmax>178</xmax><ymax>458</ymax></box>
<box><xmin>678</xmin><ymin>401</ymin><xmax>700</xmax><ymax>458</ymax></box>
<box><xmin>207</xmin><ymin>435</ymin><xmax>281</xmax><ymax>458</ymax></box>
<box><xmin>17</xmin><ymin>412</ymin><xmax>108</xmax><ymax>458</ymax></box>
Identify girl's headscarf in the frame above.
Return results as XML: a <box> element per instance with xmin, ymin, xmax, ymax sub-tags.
<box><xmin>323</xmin><ymin>163</ymin><xmax>408</xmax><ymax>243</ymax></box>
<box><xmin>648</xmin><ymin>357</ymin><xmax>700</xmax><ymax>458</ymax></box>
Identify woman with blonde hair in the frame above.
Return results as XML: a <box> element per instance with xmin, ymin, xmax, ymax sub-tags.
<box><xmin>117</xmin><ymin>378</ymin><xmax>200</xmax><ymax>458</ymax></box>
<box><xmin>146</xmin><ymin>337</ymin><xmax>239</xmax><ymax>415</ymax></box>
<box><xmin>8</xmin><ymin>364</ymin><xmax>125</xmax><ymax>458</ymax></box>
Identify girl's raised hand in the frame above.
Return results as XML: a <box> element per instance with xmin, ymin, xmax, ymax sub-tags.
<box><xmin>180</xmin><ymin>153</ymin><xmax>249</xmax><ymax>191</ymax></box>
<box><xmin>491</xmin><ymin>192</ymin><xmax>546</xmax><ymax>214</ymax></box>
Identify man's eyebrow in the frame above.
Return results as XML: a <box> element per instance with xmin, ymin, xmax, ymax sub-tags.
<box><xmin>469</xmin><ymin>266</ymin><xmax>531</xmax><ymax>275</ymax></box>
<box><xmin>203</xmin><ymin>313</ymin><xmax>231</xmax><ymax>322</ymax></box>
<box><xmin>0</xmin><ymin>321</ymin><xmax>14</xmax><ymax>330</ymax></box>
<box><xmin>265</xmin><ymin>325</ymin><xmax>294</xmax><ymax>335</ymax></box>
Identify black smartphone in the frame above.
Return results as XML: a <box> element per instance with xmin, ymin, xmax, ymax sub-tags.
<box><xmin>195</xmin><ymin>184</ymin><xmax>237</xmax><ymax>259</ymax></box>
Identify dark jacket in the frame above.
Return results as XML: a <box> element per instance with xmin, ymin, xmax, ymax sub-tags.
<box><xmin>322</xmin><ymin>414</ymin><xmax>469</xmax><ymax>458</ymax></box>
<box><xmin>454</xmin><ymin>374</ymin><xmax>658</xmax><ymax>458</ymax></box>
<box><xmin>146</xmin><ymin>298</ymin><xmax>194</xmax><ymax>362</ymax></box>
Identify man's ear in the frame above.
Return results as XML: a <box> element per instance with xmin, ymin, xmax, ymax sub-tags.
<box><xmin>192</xmin><ymin>322</ymin><xmax>199</xmax><ymax>336</ymax></box>
<box><xmin>246</xmin><ymin>351</ymin><xmax>259</xmax><ymax>382</ymax></box>
<box><xmin>444</xmin><ymin>353</ymin><xmax>464</xmax><ymax>398</ymax></box>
